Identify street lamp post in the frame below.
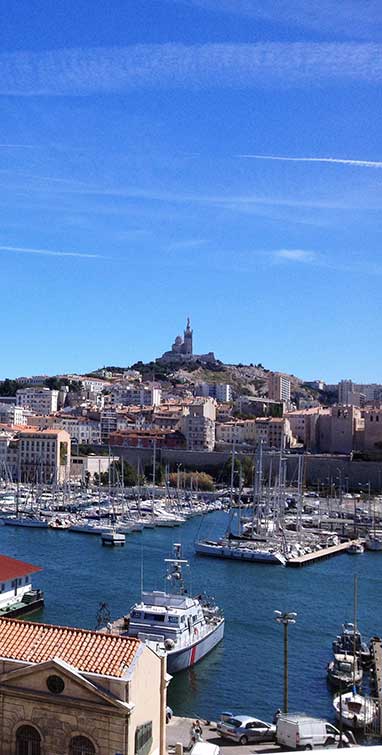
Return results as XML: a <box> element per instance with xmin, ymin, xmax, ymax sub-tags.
<box><xmin>274</xmin><ymin>611</ymin><xmax>297</xmax><ymax>714</ymax></box>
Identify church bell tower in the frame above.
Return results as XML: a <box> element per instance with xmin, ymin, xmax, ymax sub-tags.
<box><xmin>183</xmin><ymin>317</ymin><xmax>193</xmax><ymax>355</ymax></box>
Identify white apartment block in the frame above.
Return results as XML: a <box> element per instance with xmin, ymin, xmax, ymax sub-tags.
<box><xmin>0</xmin><ymin>404</ymin><xmax>28</xmax><ymax>426</ymax></box>
<box><xmin>0</xmin><ymin>431</ymin><xmax>15</xmax><ymax>476</ymax></box>
<box><xmin>268</xmin><ymin>373</ymin><xmax>291</xmax><ymax>403</ymax></box>
<box><xmin>111</xmin><ymin>384</ymin><xmax>162</xmax><ymax>407</ymax></box>
<box><xmin>52</xmin><ymin>417</ymin><xmax>101</xmax><ymax>445</ymax></box>
<box><xmin>100</xmin><ymin>408</ymin><xmax>118</xmax><ymax>442</ymax></box>
<box><xmin>16</xmin><ymin>387</ymin><xmax>58</xmax><ymax>415</ymax></box>
<box><xmin>196</xmin><ymin>383</ymin><xmax>232</xmax><ymax>402</ymax></box>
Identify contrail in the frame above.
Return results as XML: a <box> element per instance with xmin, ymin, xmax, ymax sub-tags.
<box><xmin>0</xmin><ymin>245</ymin><xmax>103</xmax><ymax>259</ymax></box>
<box><xmin>238</xmin><ymin>154</ymin><xmax>382</xmax><ymax>168</ymax></box>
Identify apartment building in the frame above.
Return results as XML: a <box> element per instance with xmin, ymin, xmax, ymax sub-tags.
<box><xmin>18</xmin><ymin>429</ymin><xmax>71</xmax><ymax>483</ymax></box>
<box><xmin>183</xmin><ymin>398</ymin><xmax>216</xmax><ymax>451</ymax></box>
<box><xmin>317</xmin><ymin>405</ymin><xmax>364</xmax><ymax>454</ymax></box>
<box><xmin>0</xmin><ymin>404</ymin><xmax>29</xmax><ymax>426</ymax></box>
<box><xmin>268</xmin><ymin>373</ymin><xmax>291</xmax><ymax>403</ymax></box>
<box><xmin>16</xmin><ymin>387</ymin><xmax>58</xmax><ymax>415</ymax></box>
<box><xmin>195</xmin><ymin>382</ymin><xmax>232</xmax><ymax>402</ymax></box>
<box><xmin>53</xmin><ymin>417</ymin><xmax>101</xmax><ymax>445</ymax></box>
<box><xmin>286</xmin><ymin>407</ymin><xmax>331</xmax><ymax>451</ymax></box>
<box><xmin>362</xmin><ymin>408</ymin><xmax>382</xmax><ymax>451</ymax></box>
<box><xmin>254</xmin><ymin>417</ymin><xmax>294</xmax><ymax>450</ymax></box>
<box><xmin>111</xmin><ymin>384</ymin><xmax>162</xmax><ymax>408</ymax></box>
<box><xmin>216</xmin><ymin>419</ymin><xmax>257</xmax><ymax>446</ymax></box>
<box><xmin>100</xmin><ymin>408</ymin><xmax>119</xmax><ymax>443</ymax></box>
<box><xmin>109</xmin><ymin>429</ymin><xmax>186</xmax><ymax>449</ymax></box>
<box><xmin>235</xmin><ymin>396</ymin><xmax>284</xmax><ymax>417</ymax></box>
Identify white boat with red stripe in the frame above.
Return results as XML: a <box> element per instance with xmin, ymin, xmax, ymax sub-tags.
<box><xmin>124</xmin><ymin>543</ymin><xmax>224</xmax><ymax>674</ymax></box>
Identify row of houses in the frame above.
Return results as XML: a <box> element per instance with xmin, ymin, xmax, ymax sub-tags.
<box><xmin>286</xmin><ymin>404</ymin><xmax>382</xmax><ymax>454</ymax></box>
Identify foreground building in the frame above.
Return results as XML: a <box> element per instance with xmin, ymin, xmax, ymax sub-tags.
<box><xmin>0</xmin><ymin>617</ymin><xmax>167</xmax><ymax>755</ymax></box>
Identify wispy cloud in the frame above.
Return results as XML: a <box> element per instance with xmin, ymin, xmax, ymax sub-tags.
<box><xmin>170</xmin><ymin>1</ymin><xmax>382</xmax><ymax>39</ymax></box>
<box><xmin>0</xmin><ymin>245</ymin><xmax>103</xmax><ymax>259</ymax></box>
<box><xmin>168</xmin><ymin>238</ymin><xmax>208</xmax><ymax>250</ymax></box>
<box><xmin>0</xmin><ymin>42</ymin><xmax>382</xmax><ymax>96</ymax></box>
<box><xmin>0</xmin><ymin>144</ymin><xmax>36</xmax><ymax>148</ymax></box>
<box><xmin>274</xmin><ymin>249</ymin><xmax>317</xmax><ymax>263</ymax></box>
<box><xmin>239</xmin><ymin>154</ymin><xmax>382</xmax><ymax>169</ymax></box>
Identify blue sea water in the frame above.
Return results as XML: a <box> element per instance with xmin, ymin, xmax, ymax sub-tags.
<box><xmin>1</xmin><ymin>511</ymin><xmax>381</xmax><ymax>723</ymax></box>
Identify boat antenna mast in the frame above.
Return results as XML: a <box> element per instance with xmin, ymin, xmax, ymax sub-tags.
<box><xmin>164</xmin><ymin>543</ymin><xmax>189</xmax><ymax>596</ymax></box>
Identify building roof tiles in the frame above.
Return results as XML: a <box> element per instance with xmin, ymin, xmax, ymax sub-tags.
<box><xmin>0</xmin><ymin>617</ymin><xmax>141</xmax><ymax>678</ymax></box>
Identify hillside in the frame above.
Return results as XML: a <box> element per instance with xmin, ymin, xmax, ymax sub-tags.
<box><xmin>96</xmin><ymin>359</ymin><xmax>322</xmax><ymax>404</ymax></box>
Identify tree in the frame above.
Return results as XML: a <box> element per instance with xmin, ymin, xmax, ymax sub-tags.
<box><xmin>0</xmin><ymin>378</ymin><xmax>25</xmax><ymax>396</ymax></box>
<box><xmin>168</xmin><ymin>471</ymin><xmax>214</xmax><ymax>491</ymax></box>
<box><xmin>219</xmin><ymin>455</ymin><xmax>254</xmax><ymax>487</ymax></box>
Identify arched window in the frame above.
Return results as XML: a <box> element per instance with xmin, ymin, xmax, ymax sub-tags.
<box><xmin>69</xmin><ymin>736</ymin><xmax>96</xmax><ymax>755</ymax></box>
<box><xmin>16</xmin><ymin>725</ymin><xmax>41</xmax><ymax>755</ymax></box>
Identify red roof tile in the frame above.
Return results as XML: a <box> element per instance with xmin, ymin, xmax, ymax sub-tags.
<box><xmin>0</xmin><ymin>555</ymin><xmax>42</xmax><ymax>581</ymax></box>
<box><xmin>0</xmin><ymin>618</ymin><xmax>141</xmax><ymax>677</ymax></box>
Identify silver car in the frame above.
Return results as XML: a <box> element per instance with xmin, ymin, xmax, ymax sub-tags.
<box><xmin>217</xmin><ymin>715</ymin><xmax>276</xmax><ymax>745</ymax></box>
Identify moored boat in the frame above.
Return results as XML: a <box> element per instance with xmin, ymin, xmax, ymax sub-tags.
<box><xmin>122</xmin><ymin>543</ymin><xmax>224</xmax><ymax>673</ymax></box>
<box><xmin>333</xmin><ymin>691</ymin><xmax>377</xmax><ymax>729</ymax></box>
<box><xmin>365</xmin><ymin>534</ymin><xmax>382</xmax><ymax>551</ymax></box>
<box><xmin>347</xmin><ymin>542</ymin><xmax>364</xmax><ymax>555</ymax></box>
<box><xmin>195</xmin><ymin>538</ymin><xmax>286</xmax><ymax>565</ymax></box>
<box><xmin>327</xmin><ymin>653</ymin><xmax>363</xmax><ymax>689</ymax></box>
<box><xmin>101</xmin><ymin>529</ymin><xmax>126</xmax><ymax>546</ymax></box>
<box><xmin>333</xmin><ymin>622</ymin><xmax>371</xmax><ymax>667</ymax></box>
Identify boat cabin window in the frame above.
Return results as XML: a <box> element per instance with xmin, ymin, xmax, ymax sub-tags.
<box><xmin>131</xmin><ymin>611</ymin><xmax>142</xmax><ymax>619</ymax></box>
<box><xmin>144</xmin><ymin>613</ymin><xmax>165</xmax><ymax>622</ymax></box>
<box><xmin>338</xmin><ymin>662</ymin><xmax>352</xmax><ymax>673</ymax></box>
<box><xmin>168</xmin><ymin>616</ymin><xmax>179</xmax><ymax>624</ymax></box>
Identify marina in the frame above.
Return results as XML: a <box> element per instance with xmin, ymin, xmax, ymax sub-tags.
<box><xmin>0</xmin><ymin>506</ymin><xmax>381</xmax><ymax>729</ymax></box>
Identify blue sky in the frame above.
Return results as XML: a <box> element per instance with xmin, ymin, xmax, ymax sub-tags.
<box><xmin>1</xmin><ymin>0</ymin><xmax>382</xmax><ymax>382</ymax></box>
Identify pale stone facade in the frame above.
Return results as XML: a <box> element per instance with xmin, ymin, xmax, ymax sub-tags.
<box><xmin>0</xmin><ymin>619</ymin><xmax>166</xmax><ymax>755</ymax></box>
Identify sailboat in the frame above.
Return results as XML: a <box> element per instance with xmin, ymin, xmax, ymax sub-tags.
<box><xmin>365</xmin><ymin>495</ymin><xmax>382</xmax><ymax>550</ymax></box>
<box><xmin>195</xmin><ymin>443</ymin><xmax>287</xmax><ymax>565</ymax></box>
<box><xmin>333</xmin><ymin>576</ymin><xmax>376</xmax><ymax>729</ymax></box>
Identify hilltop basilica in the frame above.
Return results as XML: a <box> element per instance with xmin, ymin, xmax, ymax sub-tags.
<box><xmin>157</xmin><ymin>318</ymin><xmax>216</xmax><ymax>364</ymax></box>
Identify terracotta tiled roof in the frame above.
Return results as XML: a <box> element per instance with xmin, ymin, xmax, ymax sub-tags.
<box><xmin>0</xmin><ymin>618</ymin><xmax>141</xmax><ymax>678</ymax></box>
<box><xmin>0</xmin><ymin>555</ymin><xmax>42</xmax><ymax>581</ymax></box>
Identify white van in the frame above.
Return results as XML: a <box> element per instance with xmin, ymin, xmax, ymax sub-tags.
<box><xmin>276</xmin><ymin>714</ymin><xmax>352</xmax><ymax>749</ymax></box>
<box><xmin>190</xmin><ymin>743</ymin><xmax>220</xmax><ymax>755</ymax></box>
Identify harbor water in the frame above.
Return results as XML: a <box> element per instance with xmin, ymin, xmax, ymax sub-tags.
<box><xmin>1</xmin><ymin>510</ymin><xmax>381</xmax><ymax>723</ymax></box>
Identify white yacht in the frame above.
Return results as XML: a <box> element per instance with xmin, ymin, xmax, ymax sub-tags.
<box><xmin>195</xmin><ymin>538</ymin><xmax>286</xmax><ymax>565</ymax></box>
<box><xmin>123</xmin><ymin>544</ymin><xmax>224</xmax><ymax>673</ymax></box>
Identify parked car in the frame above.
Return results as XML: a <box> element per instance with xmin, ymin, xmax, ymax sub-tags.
<box><xmin>216</xmin><ymin>715</ymin><xmax>276</xmax><ymax>744</ymax></box>
<box><xmin>276</xmin><ymin>714</ymin><xmax>354</xmax><ymax>749</ymax></box>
